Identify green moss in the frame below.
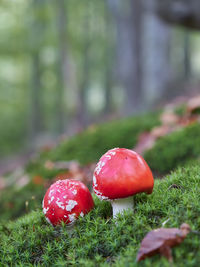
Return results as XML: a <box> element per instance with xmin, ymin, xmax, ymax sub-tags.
<box><xmin>144</xmin><ymin>123</ymin><xmax>200</xmax><ymax>174</ymax></box>
<box><xmin>174</xmin><ymin>104</ymin><xmax>187</xmax><ymax>117</ymax></box>
<box><xmin>30</xmin><ymin>112</ymin><xmax>159</xmax><ymax>168</ymax></box>
<box><xmin>1</xmin><ymin>164</ymin><xmax>200</xmax><ymax>266</ymax></box>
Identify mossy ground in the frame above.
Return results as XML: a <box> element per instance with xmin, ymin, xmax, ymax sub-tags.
<box><xmin>28</xmin><ymin>111</ymin><xmax>159</xmax><ymax>167</ymax></box>
<box><xmin>1</xmin><ymin>164</ymin><xmax>200</xmax><ymax>266</ymax></box>
<box><xmin>1</xmin><ymin>114</ymin><xmax>200</xmax><ymax>225</ymax></box>
<box><xmin>2</xmin><ymin>114</ymin><xmax>200</xmax><ymax>223</ymax></box>
<box><xmin>144</xmin><ymin>122</ymin><xmax>200</xmax><ymax>174</ymax></box>
<box><xmin>0</xmin><ymin>112</ymin><xmax>159</xmax><ymax>222</ymax></box>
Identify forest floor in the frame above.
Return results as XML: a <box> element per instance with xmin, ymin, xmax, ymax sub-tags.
<box><xmin>1</xmin><ymin>95</ymin><xmax>200</xmax><ymax>266</ymax></box>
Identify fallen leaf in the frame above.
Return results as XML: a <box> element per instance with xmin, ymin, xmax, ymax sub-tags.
<box><xmin>44</xmin><ymin>160</ymin><xmax>54</xmax><ymax>170</ymax></box>
<box><xmin>6</xmin><ymin>202</ymin><xmax>14</xmax><ymax>209</ymax></box>
<box><xmin>44</xmin><ymin>160</ymin><xmax>81</xmax><ymax>170</ymax></box>
<box><xmin>136</xmin><ymin>223</ymin><xmax>191</xmax><ymax>262</ymax></box>
<box><xmin>160</xmin><ymin>110</ymin><xmax>179</xmax><ymax>126</ymax></box>
<box><xmin>32</xmin><ymin>175</ymin><xmax>45</xmax><ymax>185</ymax></box>
<box><xmin>134</xmin><ymin>132</ymin><xmax>156</xmax><ymax>155</ymax></box>
<box><xmin>178</xmin><ymin>115</ymin><xmax>199</xmax><ymax>127</ymax></box>
<box><xmin>151</xmin><ymin>125</ymin><xmax>172</xmax><ymax>138</ymax></box>
<box><xmin>187</xmin><ymin>95</ymin><xmax>200</xmax><ymax>114</ymax></box>
<box><xmin>40</xmin><ymin>144</ymin><xmax>54</xmax><ymax>152</ymax></box>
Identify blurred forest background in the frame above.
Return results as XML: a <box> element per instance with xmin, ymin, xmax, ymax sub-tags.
<box><xmin>1</xmin><ymin>0</ymin><xmax>200</xmax><ymax>162</ymax></box>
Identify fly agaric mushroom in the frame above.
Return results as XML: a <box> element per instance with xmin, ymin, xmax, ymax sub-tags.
<box><xmin>43</xmin><ymin>179</ymin><xmax>94</xmax><ymax>226</ymax></box>
<box><xmin>93</xmin><ymin>148</ymin><xmax>154</xmax><ymax>218</ymax></box>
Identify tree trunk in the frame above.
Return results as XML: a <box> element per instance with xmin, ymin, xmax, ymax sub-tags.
<box><xmin>142</xmin><ymin>0</ymin><xmax>171</xmax><ymax>106</ymax></box>
<box><xmin>183</xmin><ymin>32</ymin><xmax>191</xmax><ymax>79</ymax></box>
<box><xmin>77</xmin><ymin>9</ymin><xmax>90</xmax><ymax>128</ymax></box>
<box><xmin>108</xmin><ymin>0</ymin><xmax>143</xmax><ymax>115</ymax></box>
<box><xmin>29</xmin><ymin>0</ymin><xmax>44</xmax><ymax>142</ymax></box>
<box><xmin>30</xmin><ymin>53</ymin><xmax>43</xmax><ymax>140</ymax></box>
<box><xmin>56</xmin><ymin>0</ymin><xmax>68</xmax><ymax>133</ymax></box>
<box><xmin>104</xmin><ymin>1</ymin><xmax>114</xmax><ymax>115</ymax></box>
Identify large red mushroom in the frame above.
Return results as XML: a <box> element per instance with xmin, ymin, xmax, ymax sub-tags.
<box><xmin>43</xmin><ymin>179</ymin><xmax>94</xmax><ymax>226</ymax></box>
<box><xmin>93</xmin><ymin>148</ymin><xmax>154</xmax><ymax>218</ymax></box>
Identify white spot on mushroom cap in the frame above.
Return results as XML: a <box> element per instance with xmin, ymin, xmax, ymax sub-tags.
<box><xmin>93</xmin><ymin>187</ymin><xmax>109</xmax><ymax>201</ymax></box>
<box><xmin>95</xmin><ymin>161</ymin><xmax>105</xmax><ymax>175</ymax></box>
<box><xmin>56</xmin><ymin>200</ymin><xmax>65</xmax><ymax>210</ymax></box>
<box><xmin>93</xmin><ymin>175</ymin><xmax>97</xmax><ymax>186</ymax></box>
<box><xmin>105</xmin><ymin>154</ymin><xmax>112</xmax><ymax>160</ymax></box>
<box><xmin>72</xmin><ymin>189</ymin><xmax>77</xmax><ymax>195</ymax></box>
<box><xmin>66</xmin><ymin>200</ymin><xmax>78</xmax><ymax>211</ymax></box>
<box><xmin>94</xmin><ymin>148</ymin><xmax>118</xmax><ymax>177</ymax></box>
<box><xmin>93</xmin><ymin>149</ymin><xmax>120</xmax><ymax>200</ymax></box>
<box><xmin>80</xmin><ymin>212</ymin><xmax>84</xmax><ymax>217</ymax></box>
<box><xmin>43</xmin><ymin>207</ymin><xmax>49</xmax><ymax>215</ymax></box>
<box><xmin>49</xmin><ymin>189</ymin><xmax>54</xmax><ymax>196</ymax></box>
<box><xmin>109</xmin><ymin>151</ymin><xmax>116</xmax><ymax>156</ymax></box>
<box><xmin>68</xmin><ymin>213</ymin><xmax>76</xmax><ymax>222</ymax></box>
<box><xmin>93</xmin><ymin>171</ymin><xmax>109</xmax><ymax>201</ymax></box>
<box><xmin>48</xmin><ymin>196</ymin><xmax>54</xmax><ymax>204</ymax></box>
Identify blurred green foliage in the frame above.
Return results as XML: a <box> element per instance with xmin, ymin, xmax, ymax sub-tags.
<box><xmin>0</xmin><ymin>113</ymin><xmax>27</xmax><ymax>156</ymax></box>
<box><xmin>39</xmin><ymin>112</ymin><xmax>160</xmax><ymax>165</ymax></box>
<box><xmin>0</xmin><ymin>0</ymin><xmax>115</xmax><ymax>157</ymax></box>
<box><xmin>1</xmin><ymin>165</ymin><xmax>200</xmax><ymax>266</ymax></box>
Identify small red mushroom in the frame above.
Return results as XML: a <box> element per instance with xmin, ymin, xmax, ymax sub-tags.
<box><xmin>43</xmin><ymin>179</ymin><xmax>94</xmax><ymax>226</ymax></box>
<box><xmin>93</xmin><ymin>148</ymin><xmax>154</xmax><ymax>218</ymax></box>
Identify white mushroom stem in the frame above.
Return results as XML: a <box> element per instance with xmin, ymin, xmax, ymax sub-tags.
<box><xmin>111</xmin><ymin>196</ymin><xmax>134</xmax><ymax>219</ymax></box>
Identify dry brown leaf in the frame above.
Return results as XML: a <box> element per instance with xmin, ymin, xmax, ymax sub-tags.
<box><xmin>44</xmin><ymin>160</ymin><xmax>80</xmax><ymax>170</ymax></box>
<box><xmin>151</xmin><ymin>125</ymin><xmax>172</xmax><ymax>138</ymax></box>
<box><xmin>44</xmin><ymin>160</ymin><xmax>55</xmax><ymax>170</ymax></box>
<box><xmin>6</xmin><ymin>202</ymin><xmax>14</xmax><ymax>209</ymax></box>
<box><xmin>178</xmin><ymin>115</ymin><xmax>199</xmax><ymax>127</ymax></box>
<box><xmin>32</xmin><ymin>175</ymin><xmax>45</xmax><ymax>185</ymax></box>
<box><xmin>136</xmin><ymin>223</ymin><xmax>191</xmax><ymax>262</ymax></box>
<box><xmin>134</xmin><ymin>132</ymin><xmax>156</xmax><ymax>155</ymax></box>
<box><xmin>160</xmin><ymin>111</ymin><xmax>179</xmax><ymax>126</ymax></box>
<box><xmin>187</xmin><ymin>95</ymin><xmax>200</xmax><ymax>114</ymax></box>
<box><xmin>40</xmin><ymin>144</ymin><xmax>54</xmax><ymax>152</ymax></box>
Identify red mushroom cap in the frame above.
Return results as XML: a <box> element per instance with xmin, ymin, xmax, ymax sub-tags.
<box><xmin>43</xmin><ymin>179</ymin><xmax>94</xmax><ymax>226</ymax></box>
<box><xmin>93</xmin><ymin>148</ymin><xmax>154</xmax><ymax>200</ymax></box>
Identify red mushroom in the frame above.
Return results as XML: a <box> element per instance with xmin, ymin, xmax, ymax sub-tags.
<box><xmin>93</xmin><ymin>148</ymin><xmax>154</xmax><ymax>218</ymax></box>
<box><xmin>43</xmin><ymin>179</ymin><xmax>94</xmax><ymax>226</ymax></box>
